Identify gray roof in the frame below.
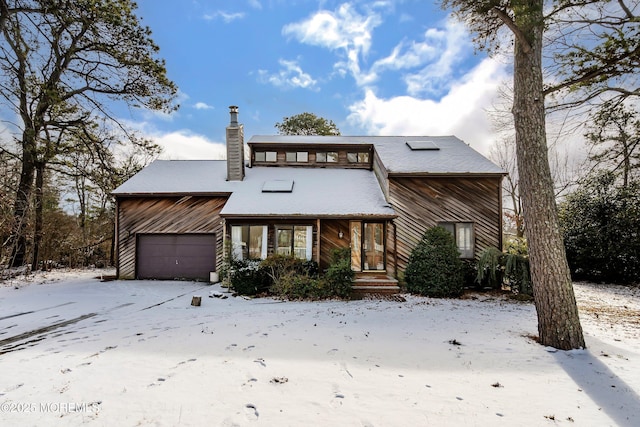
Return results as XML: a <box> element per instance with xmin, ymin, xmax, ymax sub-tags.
<box><xmin>112</xmin><ymin>160</ymin><xmax>238</xmax><ymax>195</ymax></box>
<box><xmin>113</xmin><ymin>160</ymin><xmax>396</xmax><ymax>218</ymax></box>
<box><xmin>249</xmin><ymin>135</ymin><xmax>505</xmax><ymax>175</ymax></box>
<box><xmin>221</xmin><ymin>167</ymin><xmax>395</xmax><ymax>217</ymax></box>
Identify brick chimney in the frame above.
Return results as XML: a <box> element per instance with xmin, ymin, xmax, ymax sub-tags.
<box><xmin>226</xmin><ymin>105</ymin><xmax>245</xmax><ymax>181</ymax></box>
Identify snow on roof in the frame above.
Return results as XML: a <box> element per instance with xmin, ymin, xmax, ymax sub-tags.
<box><xmin>249</xmin><ymin>135</ymin><xmax>505</xmax><ymax>175</ymax></box>
<box><xmin>112</xmin><ymin>160</ymin><xmax>238</xmax><ymax>195</ymax></box>
<box><xmin>113</xmin><ymin>160</ymin><xmax>395</xmax><ymax>218</ymax></box>
<box><xmin>373</xmin><ymin>136</ymin><xmax>505</xmax><ymax>175</ymax></box>
<box><xmin>221</xmin><ymin>167</ymin><xmax>396</xmax><ymax>217</ymax></box>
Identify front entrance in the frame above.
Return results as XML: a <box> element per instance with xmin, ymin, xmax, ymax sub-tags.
<box><xmin>350</xmin><ymin>221</ymin><xmax>385</xmax><ymax>272</ymax></box>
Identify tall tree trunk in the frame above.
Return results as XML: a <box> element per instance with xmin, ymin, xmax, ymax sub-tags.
<box><xmin>9</xmin><ymin>132</ymin><xmax>36</xmax><ymax>268</ymax></box>
<box><xmin>512</xmin><ymin>0</ymin><xmax>585</xmax><ymax>350</ymax></box>
<box><xmin>31</xmin><ymin>162</ymin><xmax>44</xmax><ymax>271</ymax></box>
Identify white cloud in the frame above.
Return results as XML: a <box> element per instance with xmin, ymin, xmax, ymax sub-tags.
<box><xmin>257</xmin><ymin>59</ymin><xmax>318</xmax><ymax>90</ymax></box>
<box><xmin>194</xmin><ymin>102</ymin><xmax>214</xmax><ymax>110</ymax></box>
<box><xmin>282</xmin><ymin>3</ymin><xmax>382</xmax><ymax>86</ymax></box>
<box><xmin>203</xmin><ymin>11</ymin><xmax>245</xmax><ymax>23</ymax></box>
<box><xmin>403</xmin><ymin>20</ymin><xmax>471</xmax><ymax>96</ymax></box>
<box><xmin>154</xmin><ymin>131</ymin><xmax>227</xmax><ymax>160</ymax></box>
<box><xmin>247</xmin><ymin>0</ymin><xmax>262</xmax><ymax>9</ymax></box>
<box><xmin>347</xmin><ymin>58</ymin><xmax>509</xmax><ymax>155</ymax></box>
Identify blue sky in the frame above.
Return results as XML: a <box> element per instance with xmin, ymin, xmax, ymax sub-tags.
<box><xmin>130</xmin><ymin>0</ymin><xmax>510</xmax><ymax>159</ymax></box>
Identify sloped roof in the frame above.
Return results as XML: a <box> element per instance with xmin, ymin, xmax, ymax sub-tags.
<box><xmin>248</xmin><ymin>135</ymin><xmax>505</xmax><ymax>175</ymax></box>
<box><xmin>112</xmin><ymin>160</ymin><xmax>237</xmax><ymax>196</ymax></box>
<box><xmin>113</xmin><ymin>160</ymin><xmax>395</xmax><ymax>218</ymax></box>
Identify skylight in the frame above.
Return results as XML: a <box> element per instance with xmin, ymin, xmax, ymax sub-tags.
<box><xmin>406</xmin><ymin>140</ymin><xmax>440</xmax><ymax>151</ymax></box>
<box><xmin>262</xmin><ymin>180</ymin><xmax>294</xmax><ymax>193</ymax></box>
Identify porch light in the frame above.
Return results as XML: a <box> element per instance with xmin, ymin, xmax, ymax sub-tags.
<box><xmin>338</xmin><ymin>230</ymin><xmax>344</xmax><ymax>239</ymax></box>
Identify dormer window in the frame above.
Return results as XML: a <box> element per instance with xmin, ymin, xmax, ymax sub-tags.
<box><xmin>316</xmin><ymin>151</ymin><xmax>338</xmax><ymax>163</ymax></box>
<box><xmin>255</xmin><ymin>151</ymin><xmax>277</xmax><ymax>162</ymax></box>
<box><xmin>348</xmin><ymin>152</ymin><xmax>370</xmax><ymax>163</ymax></box>
<box><xmin>286</xmin><ymin>151</ymin><xmax>308</xmax><ymax>162</ymax></box>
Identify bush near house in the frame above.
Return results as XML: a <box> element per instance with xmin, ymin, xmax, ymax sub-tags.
<box><xmin>405</xmin><ymin>226</ymin><xmax>464</xmax><ymax>298</ymax></box>
<box><xmin>475</xmin><ymin>238</ymin><xmax>532</xmax><ymax>296</ymax></box>
<box><xmin>228</xmin><ymin>249</ymin><xmax>353</xmax><ymax>299</ymax></box>
<box><xmin>227</xmin><ymin>259</ymin><xmax>271</xmax><ymax>296</ymax></box>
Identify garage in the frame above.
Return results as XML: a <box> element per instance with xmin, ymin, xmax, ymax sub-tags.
<box><xmin>136</xmin><ymin>234</ymin><xmax>216</xmax><ymax>280</ymax></box>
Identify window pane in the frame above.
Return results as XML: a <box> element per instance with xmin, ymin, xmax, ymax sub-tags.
<box><xmin>231</xmin><ymin>226</ymin><xmax>244</xmax><ymax>260</ymax></box>
<box><xmin>439</xmin><ymin>222</ymin><xmax>455</xmax><ymax>235</ymax></box>
<box><xmin>347</xmin><ymin>152</ymin><xmax>358</xmax><ymax>163</ymax></box>
<box><xmin>255</xmin><ymin>152</ymin><xmax>266</xmax><ymax>162</ymax></box>
<box><xmin>286</xmin><ymin>152</ymin><xmax>296</xmax><ymax>162</ymax></box>
<box><xmin>276</xmin><ymin>227</ymin><xmax>292</xmax><ymax>256</ymax></box>
<box><xmin>316</xmin><ymin>152</ymin><xmax>327</xmax><ymax>162</ymax></box>
<box><xmin>248</xmin><ymin>225</ymin><xmax>263</xmax><ymax>259</ymax></box>
<box><xmin>364</xmin><ymin>223</ymin><xmax>384</xmax><ymax>270</ymax></box>
<box><xmin>358</xmin><ymin>152</ymin><xmax>370</xmax><ymax>163</ymax></box>
<box><xmin>297</xmin><ymin>152</ymin><xmax>308</xmax><ymax>162</ymax></box>
<box><xmin>293</xmin><ymin>226</ymin><xmax>307</xmax><ymax>259</ymax></box>
<box><xmin>456</xmin><ymin>223</ymin><xmax>474</xmax><ymax>258</ymax></box>
<box><xmin>265</xmin><ymin>151</ymin><xmax>277</xmax><ymax>162</ymax></box>
<box><xmin>327</xmin><ymin>152</ymin><xmax>338</xmax><ymax>163</ymax></box>
<box><xmin>350</xmin><ymin>221</ymin><xmax>362</xmax><ymax>272</ymax></box>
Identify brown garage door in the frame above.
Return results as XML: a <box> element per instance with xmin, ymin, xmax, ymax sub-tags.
<box><xmin>137</xmin><ymin>234</ymin><xmax>216</xmax><ymax>280</ymax></box>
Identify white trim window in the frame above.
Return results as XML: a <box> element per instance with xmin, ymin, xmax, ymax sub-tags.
<box><xmin>231</xmin><ymin>225</ymin><xmax>268</xmax><ymax>260</ymax></box>
<box><xmin>439</xmin><ymin>222</ymin><xmax>475</xmax><ymax>259</ymax></box>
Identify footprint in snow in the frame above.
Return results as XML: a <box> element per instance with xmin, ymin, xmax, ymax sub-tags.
<box><xmin>244</xmin><ymin>403</ymin><xmax>259</xmax><ymax>420</ymax></box>
<box><xmin>253</xmin><ymin>358</ymin><xmax>266</xmax><ymax>367</ymax></box>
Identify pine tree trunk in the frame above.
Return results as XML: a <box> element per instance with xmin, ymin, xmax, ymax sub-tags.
<box><xmin>512</xmin><ymin>0</ymin><xmax>585</xmax><ymax>350</ymax></box>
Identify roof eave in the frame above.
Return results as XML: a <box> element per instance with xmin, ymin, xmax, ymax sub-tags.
<box><xmin>386</xmin><ymin>171</ymin><xmax>507</xmax><ymax>178</ymax></box>
<box><xmin>113</xmin><ymin>192</ymin><xmax>233</xmax><ymax>198</ymax></box>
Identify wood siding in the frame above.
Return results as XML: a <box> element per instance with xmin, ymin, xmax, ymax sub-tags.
<box><xmin>116</xmin><ymin>196</ymin><xmax>227</xmax><ymax>279</ymax></box>
<box><xmin>250</xmin><ymin>144</ymin><xmax>373</xmax><ymax>169</ymax></box>
<box><xmin>389</xmin><ymin>176</ymin><xmax>502</xmax><ymax>273</ymax></box>
<box><xmin>319</xmin><ymin>219</ymin><xmax>351</xmax><ymax>270</ymax></box>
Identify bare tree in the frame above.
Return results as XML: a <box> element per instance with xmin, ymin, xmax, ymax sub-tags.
<box><xmin>0</xmin><ymin>1</ymin><xmax>177</xmax><ymax>267</ymax></box>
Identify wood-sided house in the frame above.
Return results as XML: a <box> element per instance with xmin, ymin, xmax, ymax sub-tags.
<box><xmin>112</xmin><ymin>107</ymin><xmax>505</xmax><ymax>293</ymax></box>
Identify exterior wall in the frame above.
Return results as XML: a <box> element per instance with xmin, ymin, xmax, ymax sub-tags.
<box><xmin>319</xmin><ymin>219</ymin><xmax>351</xmax><ymax>270</ymax></box>
<box><xmin>116</xmin><ymin>196</ymin><xmax>227</xmax><ymax>279</ymax></box>
<box><xmin>389</xmin><ymin>176</ymin><xmax>503</xmax><ymax>274</ymax></box>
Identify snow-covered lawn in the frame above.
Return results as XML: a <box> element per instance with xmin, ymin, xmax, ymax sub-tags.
<box><xmin>1</xmin><ymin>269</ymin><xmax>638</xmax><ymax>426</ymax></box>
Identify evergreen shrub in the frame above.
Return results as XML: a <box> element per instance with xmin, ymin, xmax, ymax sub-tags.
<box><xmin>405</xmin><ymin>226</ymin><xmax>463</xmax><ymax>297</ymax></box>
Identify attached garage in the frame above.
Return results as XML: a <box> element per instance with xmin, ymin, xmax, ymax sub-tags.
<box><xmin>136</xmin><ymin>234</ymin><xmax>217</xmax><ymax>280</ymax></box>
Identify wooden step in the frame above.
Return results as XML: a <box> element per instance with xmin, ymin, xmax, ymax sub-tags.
<box><xmin>352</xmin><ymin>275</ymin><xmax>400</xmax><ymax>296</ymax></box>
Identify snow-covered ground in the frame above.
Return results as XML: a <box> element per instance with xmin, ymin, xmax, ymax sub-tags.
<box><xmin>0</xmin><ymin>269</ymin><xmax>638</xmax><ymax>426</ymax></box>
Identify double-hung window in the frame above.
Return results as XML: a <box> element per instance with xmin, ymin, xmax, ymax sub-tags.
<box><xmin>439</xmin><ymin>222</ymin><xmax>475</xmax><ymax>258</ymax></box>
<box><xmin>231</xmin><ymin>225</ymin><xmax>268</xmax><ymax>260</ymax></box>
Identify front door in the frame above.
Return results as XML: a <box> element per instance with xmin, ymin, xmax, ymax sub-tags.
<box><xmin>350</xmin><ymin>221</ymin><xmax>385</xmax><ymax>271</ymax></box>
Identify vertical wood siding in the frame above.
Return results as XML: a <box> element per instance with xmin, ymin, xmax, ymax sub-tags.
<box><xmin>389</xmin><ymin>176</ymin><xmax>502</xmax><ymax>272</ymax></box>
<box><xmin>117</xmin><ymin>196</ymin><xmax>227</xmax><ymax>279</ymax></box>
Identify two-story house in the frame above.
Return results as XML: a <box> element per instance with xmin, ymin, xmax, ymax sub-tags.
<box><xmin>112</xmin><ymin>106</ymin><xmax>505</xmax><ymax>293</ymax></box>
